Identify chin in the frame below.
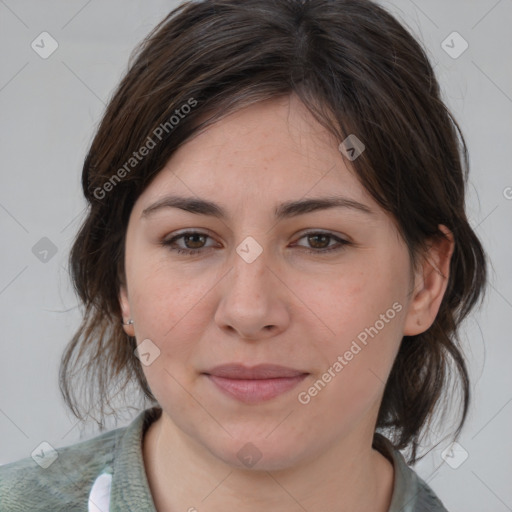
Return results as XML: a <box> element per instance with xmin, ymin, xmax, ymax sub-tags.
<box><xmin>207</xmin><ymin>435</ymin><xmax>307</xmax><ymax>473</ymax></box>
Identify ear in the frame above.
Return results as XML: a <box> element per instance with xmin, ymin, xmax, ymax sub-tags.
<box><xmin>403</xmin><ymin>224</ymin><xmax>455</xmax><ymax>336</ymax></box>
<box><xmin>119</xmin><ymin>284</ymin><xmax>135</xmax><ymax>337</ymax></box>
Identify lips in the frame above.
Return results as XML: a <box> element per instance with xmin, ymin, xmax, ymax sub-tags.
<box><xmin>203</xmin><ymin>363</ymin><xmax>308</xmax><ymax>379</ymax></box>
<box><xmin>202</xmin><ymin>364</ymin><xmax>309</xmax><ymax>404</ymax></box>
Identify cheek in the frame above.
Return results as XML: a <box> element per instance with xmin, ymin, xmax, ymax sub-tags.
<box><xmin>127</xmin><ymin>258</ymin><xmax>221</xmax><ymax>364</ymax></box>
<box><xmin>127</xmin><ymin>270</ymin><xmax>213</xmax><ymax>406</ymax></box>
<box><xmin>297</xmin><ymin>307</ymin><xmax>404</xmax><ymax>437</ymax></box>
<box><xmin>299</xmin><ymin>259</ymin><xmax>405</xmax><ymax>343</ymax></box>
<box><xmin>300</xmin><ymin>255</ymin><xmax>407</xmax><ymax>408</ymax></box>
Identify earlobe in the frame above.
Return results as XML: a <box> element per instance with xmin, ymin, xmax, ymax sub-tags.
<box><xmin>119</xmin><ymin>285</ymin><xmax>135</xmax><ymax>337</ymax></box>
<box><xmin>403</xmin><ymin>225</ymin><xmax>455</xmax><ymax>336</ymax></box>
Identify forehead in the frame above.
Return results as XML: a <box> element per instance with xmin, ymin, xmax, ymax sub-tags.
<box><xmin>179</xmin><ymin>94</ymin><xmax>341</xmax><ymax>172</ymax></box>
<box><xmin>135</xmin><ymin>94</ymin><xmax>379</xmax><ymax>217</ymax></box>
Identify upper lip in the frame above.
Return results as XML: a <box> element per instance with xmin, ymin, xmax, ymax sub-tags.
<box><xmin>203</xmin><ymin>363</ymin><xmax>308</xmax><ymax>379</ymax></box>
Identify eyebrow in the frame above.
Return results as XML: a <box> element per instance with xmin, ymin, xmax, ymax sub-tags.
<box><xmin>141</xmin><ymin>195</ymin><xmax>375</xmax><ymax>220</ymax></box>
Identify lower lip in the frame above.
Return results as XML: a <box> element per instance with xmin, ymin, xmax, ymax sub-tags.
<box><xmin>205</xmin><ymin>374</ymin><xmax>308</xmax><ymax>404</ymax></box>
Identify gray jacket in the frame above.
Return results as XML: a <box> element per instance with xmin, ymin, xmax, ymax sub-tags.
<box><xmin>0</xmin><ymin>407</ymin><xmax>448</xmax><ymax>511</ymax></box>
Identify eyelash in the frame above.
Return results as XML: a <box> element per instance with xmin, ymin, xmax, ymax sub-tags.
<box><xmin>161</xmin><ymin>231</ymin><xmax>351</xmax><ymax>256</ymax></box>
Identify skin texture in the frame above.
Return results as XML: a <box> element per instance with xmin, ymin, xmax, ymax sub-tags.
<box><xmin>119</xmin><ymin>93</ymin><xmax>454</xmax><ymax>512</ymax></box>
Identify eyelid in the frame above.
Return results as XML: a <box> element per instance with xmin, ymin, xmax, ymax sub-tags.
<box><xmin>162</xmin><ymin>229</ymin><xmax>219</xmax><ymax>248</ymax></box>
<box><xmin>292</xmin><ymin>230</ymin><xmax>351</xmax><ymax>250</ymax></box>
<box><xmin>296</xmin><ymin>228</ymin><xmax>350</xmax><ymax>241</ymax></box>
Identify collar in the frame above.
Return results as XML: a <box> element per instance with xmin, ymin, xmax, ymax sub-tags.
<box><xmin>109</xmin><ymin>406</ymin><xmax>161</xmax><ymax>511</ymax></box>
<box><xmin>373</xmin><ymin>432</ymin><xmax>422</xmax><ymax>512</ymax></box>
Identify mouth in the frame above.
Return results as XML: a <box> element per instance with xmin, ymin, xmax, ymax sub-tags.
<box><xmin>202</xmin><ymin>363</ymin><xmax>309</xmax><ymax>404</ymax></box>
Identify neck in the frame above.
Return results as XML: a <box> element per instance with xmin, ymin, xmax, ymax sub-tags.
<box><xmin>142</xmin><ymin>412</ymin><xmax>394</xmax><ymax>512</ymax></box>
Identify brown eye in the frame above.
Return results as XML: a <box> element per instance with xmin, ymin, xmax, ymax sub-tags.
<box><xmin>307</xmin><ymin>233</ymin><xmax>331</xmax><ymax>249</ymax></box>
<box><xmin>162</xmin><ymin>231</ymin><xmax>217</xmax><ymax>255</ymax></box>
<box><xmin>182</xmin><ymin>233</ymin><xmax>207</xmax><ymax>249</ymax></box>
<box><xmin>294</xmin><ymin>231</ymin><xmax>351</xmax><ymax>254</ymax></box>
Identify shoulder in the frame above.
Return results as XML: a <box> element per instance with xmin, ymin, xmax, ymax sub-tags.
<box><xmin>412</xmin><ymin>475</ymin><xmax>449</xmax><ymax>512</ymax></box>
<box><xmin>0</xmin><ymin>424</ymin><xmax>123</xmax><ymax>512</ymax></box>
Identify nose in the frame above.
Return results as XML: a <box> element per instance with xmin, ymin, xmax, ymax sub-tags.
<box><xmin>213</xmin><ymin>242</ymin><xmax>291</xmax><ymax>341</ymax></box>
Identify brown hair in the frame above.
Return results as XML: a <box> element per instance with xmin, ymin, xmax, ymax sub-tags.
<box><xmin>60</xmin><ymin>0</ymin><xmax>487</xmax><ymax>463</ymax></box>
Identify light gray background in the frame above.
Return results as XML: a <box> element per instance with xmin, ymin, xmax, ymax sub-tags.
<box><xmin>1</xmin><ymin>1</ymin><xmax>511</xmax><ymax>510</ymax></box>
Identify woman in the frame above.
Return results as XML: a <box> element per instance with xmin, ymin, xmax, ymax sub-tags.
<box><xmin>0</xmin><ymin>0</ymin><xmax>487</xmax><ymax>510</ymax></box>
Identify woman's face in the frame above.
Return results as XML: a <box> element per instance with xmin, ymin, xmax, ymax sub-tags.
<box><xmin>120</xmin><ymin>93</ymin><xmax>434</xmax><ymax>470</ymax></box>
